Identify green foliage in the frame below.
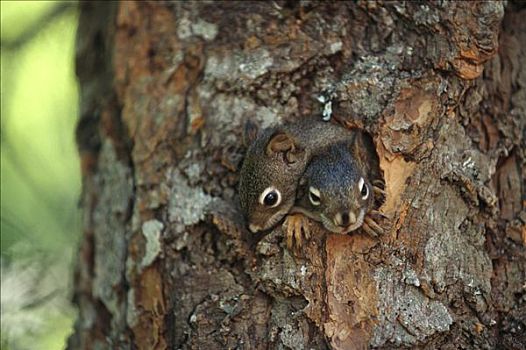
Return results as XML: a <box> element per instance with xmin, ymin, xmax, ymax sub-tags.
<box><xmin>1</xmin><ymin>1</ymin><xmax>80</xmax><ymax>348</ymax></box>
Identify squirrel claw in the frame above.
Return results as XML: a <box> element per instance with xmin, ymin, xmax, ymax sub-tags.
<box><xmin>373</xmin><ymin>186</ymin><xmax>387</xmax><ymax>196</ymax></box>
<box><xmin>284</xmin><ymin>214</ymin><xmax>311</xmax><ymax>252</ymax></box>
<box><xmin>293</xmin><ymin>215</ymin><xmax>303</xmax><ymax>249</ymax></box>
<box><xmin>362</xmin><ymin>222</ymin><xmax>379</xmax><ymax>237</ymax></box>
<box><xmin>369</xmin><ymin>209</ymin><xmax>389</xmax><ymax>219</ymax></box>
<box><xmin>363</xmin><ymin>216</ymin><xmax>384</xmax><ymax>236</ymax></box>
<box><xmin>286</xmin><ymin>227</ymin><xmax>294</xmax><ymax>251</ymax></box>
<box><xmin>372</xmin><ymin>179</ymin><xmax>385</xmax><ymax>188</ymax></box>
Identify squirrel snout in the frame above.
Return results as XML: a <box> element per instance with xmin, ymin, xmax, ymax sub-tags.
<box><xmin>334</xmin><ymin>211</ymin><xmax>357</xmax><ymax>227</ymax></box>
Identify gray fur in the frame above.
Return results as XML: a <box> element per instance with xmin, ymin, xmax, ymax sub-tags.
<box><xmin>293</xmin><ymin>142</ymin><xmax>373</xmax><ymax>233</ymax></box>
<box><xmin>238</xmin><ymin>117</ymin><xmax>354</xmax><ymax>231</ymax></box>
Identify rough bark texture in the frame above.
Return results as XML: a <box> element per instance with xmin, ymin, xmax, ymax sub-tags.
<box><xmin>69</xmin><ymin>1</ymin><xmax>525</xmax><ymax>349</ymax></box>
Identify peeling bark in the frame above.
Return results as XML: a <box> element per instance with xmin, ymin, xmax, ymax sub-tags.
<box><xmin>69</xmin><ymin>1</ymin><xmax>525</xmax><ymax>349</ymax></box>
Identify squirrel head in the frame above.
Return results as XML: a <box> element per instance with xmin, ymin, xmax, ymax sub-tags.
<box><xmin>238</xmin><ymin>122</ymin><xmax>307</xmax><ymax>232</ymax></box>
<box><xmin>296</xmin><ymin>143</ymin><xmax>374</xmax><ymax>234</ymax></box>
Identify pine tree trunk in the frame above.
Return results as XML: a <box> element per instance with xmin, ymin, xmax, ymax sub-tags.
<box><xmin>69</xmin><ymin>2</ymin><xmax>525</xmax><ymax>349</ymax></box>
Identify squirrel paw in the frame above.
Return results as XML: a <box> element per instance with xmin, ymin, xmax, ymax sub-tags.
<box><xmin>373</xmin><ymin>185</ymin><xmax>387</xmax><ymax>206</ymax></box>
<box><xmin>362</xmin><ymin>215</ymin><xmax>386</xmax><ymax>237</ymax></box>
<box><xmin>283</xmin><ymin>214</ymin><xmax>311</xmax><ymax>252</ymax></box>
<box><xmin>373</xmin><ymin>185</ymin><xmax>386</xmax><ymax>196</ymax></box>
<box><xmin>372</xmin><ymin>179</ymin><xmax>386</xmax><ymax>188</ymax></box>
<box><xmin>369</xmin><ymin>209</ymin><xmax>389</xmax><ymax>219</ymax></box>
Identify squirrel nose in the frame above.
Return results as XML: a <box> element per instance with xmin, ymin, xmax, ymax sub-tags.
<box><xmin>341</xmin><ymin>213</ymin><xmax>350</xmax><ymax>226</ymax></box>
<box><xmin>335</xmin><ymin>211</ymin><xmax>356</xmax><ymax>227</ymax></box>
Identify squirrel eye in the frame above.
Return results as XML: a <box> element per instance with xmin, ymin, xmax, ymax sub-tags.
<box><xmin>359</xmin><ymin>177</ymin><xmax>369</xmax><ymax>200</ymax></box>
<box><xmin>259</xmin><ymin>187</ymin><xmax>281</xmax><ymax>208</ymax></box>
<box><xmin>309</xmin><ymin>187</ymin><xmax>321</xmax><ymax>206</ymax></box>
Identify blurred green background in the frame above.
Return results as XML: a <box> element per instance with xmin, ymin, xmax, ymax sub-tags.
<box><xmin>1</xmin><ymin>1</ymin><xmax>80</xmax><ymax>349</ymax></box>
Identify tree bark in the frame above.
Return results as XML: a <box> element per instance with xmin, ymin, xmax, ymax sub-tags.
<box><xmin>69</xmin><ymin>1</ymin><xmax>525</xmax><ymax>349</ymax></box>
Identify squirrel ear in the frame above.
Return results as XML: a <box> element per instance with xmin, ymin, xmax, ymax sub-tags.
<box><xmin>242</xmin><ymin>120</ymin><xmax>259</xmax><ymax>146</ymax></box>
<box><xmin>349</xmin><ymin>130</ymin><xmax>380</xmax><ymax>177</ymax></box>
<box><xmin>267</xmin><ymin>133</ymin><xmax>294</xmax><ymax>153</ymax></box>
<box><xmin>266</xmin><ymin>132</ymin><xmax>300</xmax><ymax>163</ymax></box>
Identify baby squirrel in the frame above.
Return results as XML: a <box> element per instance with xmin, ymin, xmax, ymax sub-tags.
<box><xmin>238</xmin><ymin>117</ymin><xmax>355</xmax><ymax>233</ymax></box>
<box><xmin>286</xmin><ymin>132</ymin><xmax>386</xmax><ymax>249</ymax></box>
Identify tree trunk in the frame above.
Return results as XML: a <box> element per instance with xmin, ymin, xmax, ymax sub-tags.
<box><xmin>69</xmin><ymin>1</ymin><xmax>525</xmax><ymax>349</ymax></box>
